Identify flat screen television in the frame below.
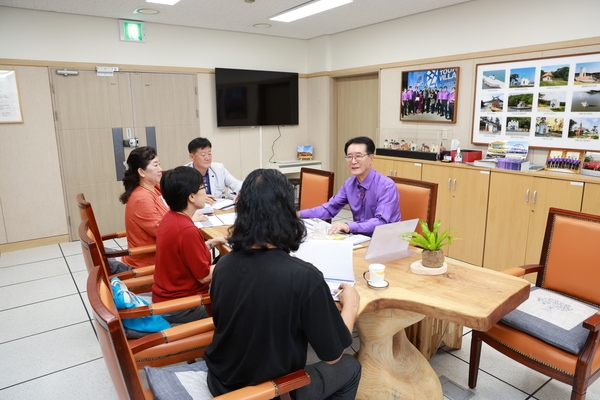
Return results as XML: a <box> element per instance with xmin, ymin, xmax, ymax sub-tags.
<box><xmin>215</xmin><ymin>68</ymin><xmax>299</xmax><ymax>127</ymax></box>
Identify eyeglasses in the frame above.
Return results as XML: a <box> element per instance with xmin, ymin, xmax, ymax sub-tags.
<box><xmin>198</xmin><ymin>185</ymin><xmax>207</xmax><ymax>192</ymax></box>
<box><xmin>344</xmin><ymin>153</ymin><xmax>371</xmax><ymax>162</ymax></box>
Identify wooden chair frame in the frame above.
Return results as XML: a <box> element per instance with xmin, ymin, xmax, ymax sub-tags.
<box><xmin>77</xmin><ymin>193</ymin><xmax>155</xmax><ymax>278</ymax></box>
<box><xmin>88</xmin><ymin>264</ymin><xmax>310</xmax><ymax>399</ymax></box>
<box><xmin>298</xmin><ymin>168</ymin><xmax>334</xmax><ymax>211</ymax></box>
<box><xmin>388</xmin><ymin>176</ymin><xmax>438</xmax><ymax>234</ymax></box>
<box><xmin>469</xmin><ymin>208</ymin><xmax>600</xmax><ymax>400</ymax></box>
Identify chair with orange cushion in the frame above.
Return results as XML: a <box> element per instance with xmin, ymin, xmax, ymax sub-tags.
<box><xmin>88</xmin><ymin>263</ymin><xmax>310</xmax><ymax>400</ymax></box>
<box><xmin>389</xmin><ymin>176</ymin><xmax>463</xmax><ymax>360</ymax></box>
<box><xmin>298</xmin><ymin>167</ymin><xmax>334</xmax><ymax>222</ymax></box>
<box><xmin>469</xmin><ymin>208</ymin><xmax>600</xmax><ymax>400</ymax></box>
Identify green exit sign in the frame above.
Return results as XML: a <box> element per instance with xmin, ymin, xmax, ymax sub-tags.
<box><xmin>119</xmin><ymin>20</ymin><xmax>146</xmax><ymax>42</ymax></box>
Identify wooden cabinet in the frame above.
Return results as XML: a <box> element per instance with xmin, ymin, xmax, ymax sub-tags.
<box><xmin>483</xmin><ymin>172</ymin><xmax>584</xmax><ymax>272</ymax></box>
<box><xmin>582</xmin><ymin>182</ymin><xmax>600</xmax><ymax>215</ymax></box>
<box><xmin>372</xmin><ymin>156</ymin><xmax>422</xmax><ymax>180</ymax></box>
<box><xmin>421</xmin><ymin>164</ymin><xmax>490</xmax><ymax>266</ymax></box>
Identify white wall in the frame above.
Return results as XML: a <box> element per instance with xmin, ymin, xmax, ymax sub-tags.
<box><xmin>0</xmin><ymin>0</ymin><xmax>599</xmax><ymax>245</ymax></box>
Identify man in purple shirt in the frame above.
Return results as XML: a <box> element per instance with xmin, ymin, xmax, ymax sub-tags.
<box><xmin>299</xmin><ymin>136</ymin><xmax>400</xmax><ymax>236</ymax></box>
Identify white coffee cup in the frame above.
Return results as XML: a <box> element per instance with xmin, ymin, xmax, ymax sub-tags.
<box><xmin>312</xmin><ymin>222</ymin><xmax>328</xmax><ymax>240</ymax></box>
<box><xmin>363</xmin><ymin>263</ymin><xmax>386</xmax><ymax>285</ymax></box>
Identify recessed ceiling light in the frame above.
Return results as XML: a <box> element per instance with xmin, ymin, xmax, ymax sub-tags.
<box><xmin>146</xmin><ymin>0</ymin><xmax>180</xmax><ymax>5</ymax></box>
<box><xmin>253</xmin><ymin>23</ymin><xmax>272</xmax><ymax>29</ymax></box>
<box><xmin>270</xmin><ymin>0</ymin><xmax>353</xmax><ymax>23</ymax></box>
<box><xmin>134</xmin><ymin>8</ymin><xmax>160</xmax><ymax>15</ymax></box>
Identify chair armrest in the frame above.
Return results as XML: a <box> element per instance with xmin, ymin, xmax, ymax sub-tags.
<box><xmin>502</xmin><ymin>264</ymin><xmax>543</xmax><ymax>277</ymax></box>
<box><xmin>114</xmin><ymin>265</ymin><xmax>155</xmax><ymax>279</ymax></box>
<box><xmin>583</xmin><ymin>312</ymin><xmax>600</xmax><ymax>332</ymax></box>
<box><xmin>118</xmin><ymin>294</ymin><xmax>211</xmax><ymax>319</ymax></box>
<box><xmin>100</xmin><ymin>230</ymin><xmax>127</xmax><ymax>241</ymax></box>
<box><xmin>121</xmin><ymin>275</ymin><xmax>154</xmax><ymax>292</ymax></box>
<box><xmin>129</xmin><ymin>317</ymin><xmax>216</xmax><ymax>354</ymax></box>
<box><xmin>128</xmin><ymin>244</ymin><xmax>156</xmax><ymax>256</ymax></box>
<box><xmin>213</xmin><ymin>370</ymin><xmax>310</xmax><ymax>400</ymax></box>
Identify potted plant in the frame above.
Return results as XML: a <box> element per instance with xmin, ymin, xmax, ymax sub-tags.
<box><xmin>401</xmin><ymin>220</ymin><xmax>460</xmax><ymax>268</ymax></box>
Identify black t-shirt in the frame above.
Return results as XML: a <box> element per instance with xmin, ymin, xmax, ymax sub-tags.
<box><xmin>205</xmin><ymin>248</ymin><xmax>352</xmax><ymax>395</ymax></box>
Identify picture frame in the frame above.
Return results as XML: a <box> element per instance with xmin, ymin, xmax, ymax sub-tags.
<box><xmin>544</xmin><ymin>149</ymin><xmax>584</xmax><ymax>174</ymax></box>
<box><xmin>472</xmin><ymin>53</ymin><xmax>600</xmax><ymax>151</ymax></box>
<box><xmin>400</xmin><ymin>67</ymin><xmax>459</xmax><ymax>123</ymax></box>
<box><xmin>0</xmin><ymin>70</ymin><xmax>23</xmax><ymax>123</ymax></box>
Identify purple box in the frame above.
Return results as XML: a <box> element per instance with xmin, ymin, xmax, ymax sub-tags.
<box><xmin>497</xmin><ymin>158</ymin><xmax>526</xmax><ymax>171</ymax></box>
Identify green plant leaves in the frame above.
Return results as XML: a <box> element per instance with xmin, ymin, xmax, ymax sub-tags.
<box><xmin>400</xmin><ymin>219</ymin><xmax>460</xmax><ymax>251</ymax></box>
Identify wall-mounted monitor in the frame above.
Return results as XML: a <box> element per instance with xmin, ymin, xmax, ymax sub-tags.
<box><xmin>215</xmin><ymin>68</ymin><xmax>299</xmax><ymax>127</ymax></box>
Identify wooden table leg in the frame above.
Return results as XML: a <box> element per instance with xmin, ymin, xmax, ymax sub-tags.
<box><xmin>356</xmin><ymin>308</ymin><xmax>443</xmax><ymax>400</ymax></box>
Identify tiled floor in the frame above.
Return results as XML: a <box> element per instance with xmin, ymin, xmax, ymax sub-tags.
<box><xmin>1</xmin><ymin>208</ymin><xmax>598</xmax><ymax>399</ymax></box>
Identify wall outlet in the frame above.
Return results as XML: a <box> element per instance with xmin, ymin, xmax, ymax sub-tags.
<box><xmin>442</xmin><ymin>129</ymin><xmax>448</xmax><ymax>140</ymax></box>
<box><xmin>126</xmin><ymin>128</ymin><xmax>132</xmax><ymax>138</ymax></box>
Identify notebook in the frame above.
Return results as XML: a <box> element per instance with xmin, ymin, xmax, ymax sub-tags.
<box><xmin>302</xmin><ymin>218</ymin><xmax>370</xmax><ymax>246</ymax></box>
<box><xmin>293</xmin><ymin>240</ymin><xmax>355</xmax><ymax>301</ymax></box>
<box><xmin>364</xmin><ymin>218</ymin><xmax>419</xmax><ymax>263</ymax></box>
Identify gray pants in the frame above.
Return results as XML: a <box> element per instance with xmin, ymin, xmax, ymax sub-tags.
<box><xmin>298</xmin><ymin>354</ymin><xmax>361</xmax><ymax>400</ymax></box>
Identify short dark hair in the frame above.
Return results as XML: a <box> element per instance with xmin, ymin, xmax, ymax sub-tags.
<box><xmin>344</xmin><ymin>136</ymin><xmax>375</xmax><ymax>155</ymax></box>
<box><xmin>160</xmin><ymin>166</ymin><xmax>203</xmax><ymax>212</ymax></box>
<box><xmin>188</xmin><ymin>137</ymin><xmax>212</xmax><ymax>154</ymax></box>
<box><xmin>229</xmin><ymin>169</ymin><xmax>306</xmax><ymax>253</ymax></box>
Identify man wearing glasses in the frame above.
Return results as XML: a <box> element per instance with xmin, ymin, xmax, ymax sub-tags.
<box><xmin>299</xmin><ymin>136</ymin><xmax>400</xmax><ymax>236</ymax></box>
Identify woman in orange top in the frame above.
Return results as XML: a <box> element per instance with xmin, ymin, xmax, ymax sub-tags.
<box><xmin>119</xmin><ymin>146</ymin><xmax>168</xmax><ymax>268</ymax></box>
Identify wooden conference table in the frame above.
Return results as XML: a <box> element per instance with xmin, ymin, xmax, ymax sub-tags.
<box><xmin>201</xmin><ymin>224</ymin><xmax>530</xmax><ymax>400</ymax></box>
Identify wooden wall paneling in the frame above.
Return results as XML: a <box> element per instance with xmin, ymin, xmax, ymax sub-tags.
<box><xmin>335</xmin><ymin>74</ymin><xmax>378</xmax><ymax>189</ymax></box>
<box><xmin>0</xmin><ymin>66</ymin><xmax>68</xmax><ymax>243</ymax></box>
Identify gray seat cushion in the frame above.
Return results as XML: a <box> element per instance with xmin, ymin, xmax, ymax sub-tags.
<box><xmin>145</xmin><ymin>360</ymin><xmax>211</xmax><ymax>400</ymax></box>
<box><xmin>500</xmin><ymin>286</ymin><xmax>599</xmax><ymax>354</ymax></box>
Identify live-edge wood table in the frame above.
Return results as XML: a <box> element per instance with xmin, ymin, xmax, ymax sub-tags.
<box><xmin>200</xmin><ymin>224</ymin><xmax>530</xmax><ymax>400</ymax></box>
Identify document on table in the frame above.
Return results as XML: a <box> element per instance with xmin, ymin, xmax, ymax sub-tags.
<box><xmin>302</xmin><ymin>218</ymin><xmax>370</xmax><ymax>246</ymax></box>
<box><xmin>212</xmin><ymin>199</ymin><xmax>235</xmax><ymax>210</ymax></box>
<box><xmin>195</xmin><ymin>206</ymin><xmax>215</xmax><ymax>215</ymax></box>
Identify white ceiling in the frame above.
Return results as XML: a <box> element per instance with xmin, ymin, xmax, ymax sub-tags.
<box><xmin>0</xmin><ymin>0</ymin><xmax>474</xmax><ymax>40</ymax></box>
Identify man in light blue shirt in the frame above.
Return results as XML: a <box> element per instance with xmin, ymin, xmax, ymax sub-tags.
<box><xmin>299</xmin><ymin>136</ymin><xmax>400</xmax><ymax>236</ymax></box>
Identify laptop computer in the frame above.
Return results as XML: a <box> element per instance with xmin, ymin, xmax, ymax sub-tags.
<box><xmin>293</xmin><ymin>239</ymin><xmax>355</xmax><ymax>301</ymax></box>
<box><xmin>364</xmin><ymin>218</ymin><xmax>419</xmax><ymax>263</ymax></box>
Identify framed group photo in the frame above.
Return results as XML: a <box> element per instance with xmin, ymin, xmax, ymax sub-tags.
<box><xmin>400</xmin><ymin>67</ymin><xmax>459</xmax><ymax>123</ymax></box>
<box><xmin>472</xmin><ymin>53</ymin><xmax>600</xmax><ymax>151</ymax></box>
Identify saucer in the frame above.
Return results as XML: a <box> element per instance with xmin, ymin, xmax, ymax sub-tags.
<box><xmin>410</xmin><ymin>261</ymin><xmax>447</xmax><ymax>275</ymax></box>
<box><xmin>367</xmin><ymin>280</ymin><xmax>389</xmax><ymax>289</ymax></box>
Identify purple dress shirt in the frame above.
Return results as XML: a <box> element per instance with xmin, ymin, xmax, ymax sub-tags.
<box><xmin>299</xmin><ymin>169</ymin><xmax>400</xmax><ymax>235</ymax></box>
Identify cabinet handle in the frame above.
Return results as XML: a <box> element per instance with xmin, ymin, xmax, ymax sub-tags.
<box><xmin>389</xmin><ymin>170</ymin><xmax>393</xmax><ymax>176</ymax></box>
<box><xmin>525</xmin><ymin>189</ymin><xmax>530</xmax><ymax>203</ymax></box>
<box><xmin>453</xmin><ymin>179</ymin><xmax>457</xmax><ymax>191</ymax></box>
<box><xmin>394</xmin><ymin>170</ymin><xmax>397</xmax><ymax>177</ymax></box>
<box><xmin>447</xmin><ymin>178</ymin><xmax>452</xmax><ymax>190</ymax></box>
<box><xmin>533</xmin><ymin>190</ymin><xmax>537</xmax><ymax>204</ymax></box>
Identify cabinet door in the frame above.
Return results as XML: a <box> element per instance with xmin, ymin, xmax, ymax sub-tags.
<box><xmin>483</xmin><ymin>173</ymin><xmax>532</xmax><ymax>272</ymax></box>
<box><xmin>372</xmin><ymin>157</ymin><xmax>396</xmax><ymax>177</ymax></box>
<box><xmin>422</xmin><ymin>164</ymin><xmax>452</xmax><ymax>231</ymax></box>
<box><xmin>395</xmin><ymin>160</ymin><xmax>423</xmax><ymax>180</ymax></box>
<box><xmin>582</xmin><ymin>183</ymin><xmax>600</xmax><ymax>215</ymax></box>
<box><xmin>448</xmin><ymin>168</ymin><xmax>490</xmax><ymax>265</ymax></box>
<box><xmin>524</xmin><ymin>178</ymin><xmax>584</xmax><ymax>264</ymax></box>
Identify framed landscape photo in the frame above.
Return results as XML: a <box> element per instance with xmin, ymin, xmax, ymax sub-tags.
<box><xmin>400</xmin><ymin>67</ymin><xmax>459</xmax><ymax>123</ymax></box>
<box><xmin>472</xmin><ymin>53</ymin><xmax>600</xmax><ymax>151</ymax></box>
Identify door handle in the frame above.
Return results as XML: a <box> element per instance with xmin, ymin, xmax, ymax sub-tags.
<box><xmin>447</xmin><ymin>178</ymin><xmax>452</xmax><ymax>190</ymax></box>
<box><xmin>533</xmin><ymin>190</ymin><xmax>537</xmax><ymax>204</ymax></box>
<box><xmin>453</xmin><ymin>178</ymin><xmax>457</xmax><ymax>191</ymax></box>
<box><xmin>525</xmin><ymin>189</ymin><xmax>530</xmax><ymax>203</ymax></box>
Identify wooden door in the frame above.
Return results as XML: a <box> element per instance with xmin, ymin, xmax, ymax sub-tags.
<box><xmin>483</xmin><ymin>172</ymin><xmax>532</xmax><ymax>272</ymax></box>
<box><xmin>336</xmin><ymin>74</ymin><xmax>378</xmax><ymax>189</ymax></box>
<box><xmin>421</xmin><ymin>164</ymin><xmax>453</xmax><ymax>240</ymax></box>
<box><xmin>372</xmin><ymin>157</ymin><xmax>395</xmax><ymax>177</ymax></box>
<box><xmin>581</xmin><ymin>182</ymin><xmax>600</xmax><ymax>215</ymax></box>
<box><xmin>395</xmin><ymin>160</ymin><xmax>422</xmax><ymax>180</ymax></box>
<box><xmin>524</xmin><ymin>177</ymin><xmax>584</xmax><ymax>264</ymax></box>
<box><xmin>448</xmin><ymin>168</ymin><xmax>490</xmax><ymax>265</ymax></box>
<box><xmin>51</xmin><ymin>70</ymin><xmax>198</xmax><ymax>239</ymax></box>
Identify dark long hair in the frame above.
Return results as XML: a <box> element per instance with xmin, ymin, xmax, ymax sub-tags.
<box><xmin>229</xmin><ymin>169</ymin><xmax>306</xmax><ymax>253</ymax></box>
<box><xmin>119</xmin><ymin>146</ymin><xmax>158</xmax><ymax>204</ymax></box>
